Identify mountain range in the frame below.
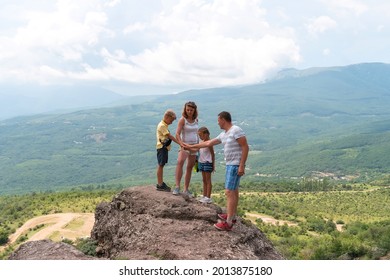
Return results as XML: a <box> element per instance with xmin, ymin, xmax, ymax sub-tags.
<box><xmin>0</xmin><ymin>62</ymin><xmax>389</xmax><ymax>194</ymax></box>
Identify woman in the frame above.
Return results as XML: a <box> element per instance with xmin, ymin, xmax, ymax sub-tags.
<box><xmin>172</xmin><ymin>101</ymin><xmax>199</xmax><ymax>196</ymax></box>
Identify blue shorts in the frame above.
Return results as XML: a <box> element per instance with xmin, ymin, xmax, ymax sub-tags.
<box><xmin>199</xmin><ymin>162</ymin><xmax>213</xmax><ymax>172</ymax></box>
<box><xmin>225</xmin><ymin>165</ymin><xmax>241</xmax><ymax>191</ymax></box>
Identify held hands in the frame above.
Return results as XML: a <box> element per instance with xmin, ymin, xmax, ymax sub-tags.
<box><xmin>181</xmin><ymin>143</ymin><xmax>198</xmax><ymax>154</ymax></box>
<box><xmin>181</xmin><ymin>143</ymin><xmax>191</xmax><ymax>149</ymax></box>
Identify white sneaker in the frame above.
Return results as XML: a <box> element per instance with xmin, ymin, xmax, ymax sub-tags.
<box><xmin>172</xmin><ymin>187</ymin><xmax>180</xmax><ymax>195</ymax></box>
<box><xmin>199</xmin><ymin>196</ymin><xmax>212</xmax><ymax>203</ymax></box>
<box><xmin>183</xmin><ymin>190</ymin><xmax>194</xmax><ymax>198</ymax></box>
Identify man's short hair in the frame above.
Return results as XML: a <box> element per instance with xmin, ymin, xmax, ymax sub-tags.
<box><xmin>218</xmin><ymin>111</ymin><xmax>231</xmax><ymax>122</ymax></box>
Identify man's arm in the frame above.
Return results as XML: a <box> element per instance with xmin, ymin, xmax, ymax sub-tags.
<box><xmin>237</xmin><ymin>136</ymin><xmax>249</xmax><ymax>176</ymax></box>
<box><xmin>210</xmin><ymin>145</ymin><xmax>215</xmax><ymax>172</ymax></box>
<box><xmin>183</xmin><ymin>138</ymin><xmax>221</xmax><ymax>149</ymax></box>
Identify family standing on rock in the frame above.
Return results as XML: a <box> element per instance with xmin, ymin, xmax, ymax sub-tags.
<box><xmin>155</xmin><ymin>102</ymin><xmax>249</xmax><ymax>231</ymax></box>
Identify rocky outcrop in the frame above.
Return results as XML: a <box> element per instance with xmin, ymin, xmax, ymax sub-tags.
<box><xmin>9</xmin><ymin>185</ymin><xmax>284</xmax><ymax>260</ymax></box>
<box><xmin>8</xmin><ymin>239</ymin><xmax>98</xmax><ymax>260</ymax></box>
<box><xmin>91</xmin><ymin>185</ymin><xmax>284</xmax><ymax>260</ymax></box>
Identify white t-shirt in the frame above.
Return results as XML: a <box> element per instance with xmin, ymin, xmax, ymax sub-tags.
<box><xmin>216</xmin><ymin>125</ymin><xmax>245</xmax><ymax>165</ymax></box>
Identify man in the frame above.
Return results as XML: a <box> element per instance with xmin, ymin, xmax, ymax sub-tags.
<box><xmin>184</xmin><ymin>111</ymin><xmax>249</xmax><ymax>231</ymax></box>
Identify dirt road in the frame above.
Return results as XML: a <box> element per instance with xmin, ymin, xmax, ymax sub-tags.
<box><xmin>7</xmin><ymin>213</ymin><xmax>94</xmax><ymax>245</ymax></box>
<box><xmin>245</xmin><ymin>212</ymin><xmax>298</xmax><ymax>227</ymax></box>
<box><xmin>246</xmin><ymin>212</ymin><xmax>344</xmax><ymax>231</ymax></box>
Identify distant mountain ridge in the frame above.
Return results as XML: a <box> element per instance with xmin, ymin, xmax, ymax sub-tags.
<box><xmin>272</xmin><ymin>62</ymin><xmax>389</xmax><ymax>81</ymax></box>
<box><xmin>0</xmin><ymin>62</ymin><xmax>389</xmax><ymax>194</ymax></box>
<box><xmin>1</xmin><ymin>62</ymin><xmax>389</xmax><ymax>120</ymax></box>
<box><xmin>0</xmin><ymin>84</ymin><xmax>127</xmax><ymax>120</ymax></box>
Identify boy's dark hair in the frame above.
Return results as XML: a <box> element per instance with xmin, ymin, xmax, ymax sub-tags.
<box><xmin>218</xmin><ymin>111</ymin><xmax>231</xmax><ymax>122</ymax></box>
<box><xmin>182</xmin><ymin>101</ymin><xmax>198</xmax><ymax>120</ymax></box>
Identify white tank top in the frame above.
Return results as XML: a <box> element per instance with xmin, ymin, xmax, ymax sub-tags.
<box><xmin>181</xmin><ymin>118</ymin><xmax>198</xmax><ymax>144</ymax></box>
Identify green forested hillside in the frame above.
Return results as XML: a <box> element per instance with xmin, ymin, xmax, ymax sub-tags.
<box><xmin>248</xmin><ymin>121</ymin><xmax>390</xmax><ymax>177</ymax></box>
<box><xmin>0</xmin><ymin>63</ymin><xmax>389</xmax><ymax>194</ymax></box>
<box><xmin>238</xmin><ymin>186</ymin><xmax>390</xmax><ymax>260</ymax></box>
<box><xmin>0</xmin><ymin>106</ymin><xmax>161</xmax><ymax>194</ymax></box>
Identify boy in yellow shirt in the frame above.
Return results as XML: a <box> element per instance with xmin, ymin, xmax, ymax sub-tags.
<box><xmin>156</xmin><ymin>109</ymin><xmax>179</xmax><ymax>191</ymax></box>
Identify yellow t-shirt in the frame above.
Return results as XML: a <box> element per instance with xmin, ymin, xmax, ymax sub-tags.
<box><xmin>156</xmin><ymin>120</ymin><xmax>171</xmax><ymax>150</ymax></box>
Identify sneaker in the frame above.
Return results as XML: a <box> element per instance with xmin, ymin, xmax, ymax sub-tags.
<box><xmin>199</xmin><ymin>196</ymin><xmax>212</xmax><ymax>203</ymax></box>
<box><xmin>197</xmin><ymin>195</ymin><xmax>205</xmax><ymax>201</ymax></box>
<box><xmin>217</xmin><ymin>213</ymin><xmax>237</xmax><ymax>224</ymax></box>
<box><xmin>214</xmin><ymin>221</ymin><xmax>233</xmax><ymax>231</ymax></box>
<box><xmin>183</xmin><ymin>190</ymin><xmax>194</xmax><ymax>198</ymax></box>
<box><xmin>172</xmin><ymin>187</ymin><xmax>180</xmax><ymax>195</ymax></box>
<box><xmin>156</xmin><ymin>182</ymin><xmax>171</xmax><ymax>192</ymax></box>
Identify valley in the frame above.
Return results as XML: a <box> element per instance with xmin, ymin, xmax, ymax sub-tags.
<box><xmin>0</xmin><ymin>63</ymin><xmax>389</xmax><ymax>260</ymax></box>
<box><xmin>0</xmin><ymin>63</ymin><xmax>389</xmax><ymax>195</ymax></box>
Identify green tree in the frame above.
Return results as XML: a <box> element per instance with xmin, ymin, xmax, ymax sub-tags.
<box><xmin>0</xmin><ymin>231</ymin><xmax>9</xmax><ymax>245</ymax></box>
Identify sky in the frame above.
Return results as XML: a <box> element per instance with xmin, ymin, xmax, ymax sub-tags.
<box><xmin>1</xmin><ymin>0</ymin><xmax>390</xmax><ymax>96</ymax></box>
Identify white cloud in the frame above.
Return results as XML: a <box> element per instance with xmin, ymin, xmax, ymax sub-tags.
<box><xmin>112</xmin><ymin>35</ymin><xmax>300</xmax><ymax>87</ymax></box>
<box><xmin>153</xmin><ymin>0</ymin><xmax>270</xmax><ymax>40</ymax></box>
<box><xmin>101</xmin><ymin>0</ymin><xmax>300</xmax><ymax>87</ymax></box>
<box><xmin>322</xmin><ymin>48</ymin><xmax>331</xmax><ymax>56</ymax></box>
<box><xmin>0</xmin><ymin>0</ymin><xmax>112</xmax><ymax>83</ymax></box>
<box><xmin>323</xmin><ymin>0</ymin><xmax>368</xmax><ymax>16</ymax></box>
<box><xmin>306</xmin><ymin>16</ymin><xmax>338</xmax><ymax>35</ymax></box>
<box><xmin>105</xmin><ymin>0</ymin><xmax>121</xmax><ymax>8</ymax></box>
<box><xmin>123</xmin><ymin>22</ymin><xmax>147</xmax><ymax>34</ymax></box>
<box><xmin>0</xmin><ymin>0</ymin><xmax>301</xmax><ymax>88</ymax></box>
<box><xmin>376</xmin><ymin>25</ymin><xmax>384</xmax><ymax>32</ymax></box>
<box><xmin>2</xmin><ymin>0</ymin><xmax>388</xmax><ymax>93</ymax></box>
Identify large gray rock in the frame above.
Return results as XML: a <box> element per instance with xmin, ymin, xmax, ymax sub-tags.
<box><xmin>91</xmin><ymin>185</ymin><xmax>284</xmax><ymax>260</ymax></box>
<box><xmin>8</xmin><ymin>239</ymin><xmax>97</xmax><ymax>260</ymax></box>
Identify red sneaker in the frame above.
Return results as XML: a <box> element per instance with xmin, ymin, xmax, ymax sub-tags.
<box><xmin>217</xmin><ymin>213</ymin><xmax>237</xmax><ymax>224</ymax></box>
<box><xmin>214</xmin><ymin>221</ymin><xmax>233</xmax><ymax>231</ymax></box>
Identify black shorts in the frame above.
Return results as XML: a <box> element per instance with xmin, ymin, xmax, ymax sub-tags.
<box><xmin>157</xmin><ymin>147</ymin><xmax>168</xmax><ymax>166</ymax></box>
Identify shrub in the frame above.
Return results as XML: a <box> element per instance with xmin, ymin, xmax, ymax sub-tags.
<box><xmin>61</xmin><ymin>238</ymin><xmax>74</xmax><ymax>245</ymax></box>
<box><xmin>75</xmin><ymin>238</ymin><xmax>97</xmax><ymax>256</ymax></box>
<box><xmin>0</xmin><ymin>231</ymin><xmax>9</xmax><ymax>246</ymax></box>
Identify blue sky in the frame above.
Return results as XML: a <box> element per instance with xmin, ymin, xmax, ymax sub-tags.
<box><xmin>1</xmin><ymin>0</ymin><xmax>389</xmax><ymax>95</ymax></box>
